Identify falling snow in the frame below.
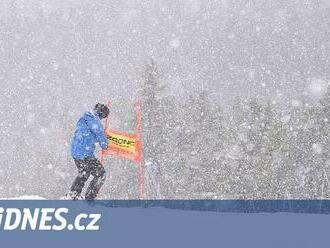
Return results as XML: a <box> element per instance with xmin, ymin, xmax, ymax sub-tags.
<box><xmin>0</xmin><ymin>0</ymin><xmax>329</xmax><ymax>199</ymax></box>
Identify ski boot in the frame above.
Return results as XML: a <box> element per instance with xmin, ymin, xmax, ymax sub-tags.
<box><xmin>62</xmin><ymin>191</ymin><xmax>84</xmax><ymax>200</ymax></box>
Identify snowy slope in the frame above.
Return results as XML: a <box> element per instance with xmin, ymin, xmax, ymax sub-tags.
<box><xmin>0</xmin><ymin>195</ymin><xmax>46</xmax><ymax>200</ymax></box>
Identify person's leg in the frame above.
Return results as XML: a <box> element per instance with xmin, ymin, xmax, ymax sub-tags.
<box><xmin>70</xmin><ymin>159</ymin><xmax>91</xmax><ymax>197</ymax></box>
<box><xmin>85</xmin><ymin>157</ymin><xmax>106</xmax><ymax>200</ymax></box>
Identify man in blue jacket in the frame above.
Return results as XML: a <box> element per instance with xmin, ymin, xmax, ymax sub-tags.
<box><xmin>66</xmin><ymin>103</ymin><xmax>110</xmax><ymax>200</ymax></box>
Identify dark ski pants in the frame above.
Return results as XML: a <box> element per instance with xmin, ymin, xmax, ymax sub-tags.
<box><xmin>70</xmin><ymin>156</ymin><xmax>106</xmax><ymax>200</ymax></box>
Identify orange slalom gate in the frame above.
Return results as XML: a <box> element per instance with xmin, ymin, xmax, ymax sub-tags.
<box><xmin>100</xmin><ymin>99</ymin><xmax>144</xmax><ymax>199</ymax></box>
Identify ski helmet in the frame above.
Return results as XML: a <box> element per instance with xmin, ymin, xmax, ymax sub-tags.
<box><xmin>94</xmin><ymin>103</ymin><xmax>110</xmax><ymax>119</ymax></box>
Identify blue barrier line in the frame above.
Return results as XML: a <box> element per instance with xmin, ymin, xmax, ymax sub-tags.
<box><xmin>1</xmin><ymin>200</ymin><xmax>329</xmax><ymax>214</ymax></box>
<box><xmin>70</xmin><ymin>200</ymin><xmax>330</xmax><ymax>214</ymax></box>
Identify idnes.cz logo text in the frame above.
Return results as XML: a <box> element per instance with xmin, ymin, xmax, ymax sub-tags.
<box><xmin>0</xmin><ymin>207</ymin><xmax>101</xmax><ymax>231</ymax></box>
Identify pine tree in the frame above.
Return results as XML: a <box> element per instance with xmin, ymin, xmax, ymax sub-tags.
<box><xmin>139</xmin><ymin>59</ymin><xmax>165</xmax><ymax>198</ymax></box>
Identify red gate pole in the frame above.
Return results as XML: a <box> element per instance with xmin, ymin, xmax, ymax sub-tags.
<box><xmin>135</xmin><ymin>98</ymin><xmax>144</xmax><ymax>199</ymax></box>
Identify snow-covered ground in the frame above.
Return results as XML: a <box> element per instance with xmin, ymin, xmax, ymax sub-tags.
<box><xmin>0</xmin><ymin>196</ymin><xmax>46</xmax><ymax>200</ymax></box>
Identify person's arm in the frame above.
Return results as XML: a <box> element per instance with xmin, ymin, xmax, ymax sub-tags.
<box><xmin>87</xmin><ymin>116</ymin><xmax>108</xmax><ymax>150</ymax></box>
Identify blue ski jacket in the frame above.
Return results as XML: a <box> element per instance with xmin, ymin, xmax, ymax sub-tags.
<box><xmin>71</xmin><ymin>111</ymin><xmax>108</xmax><ymax>159</ymax></box>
